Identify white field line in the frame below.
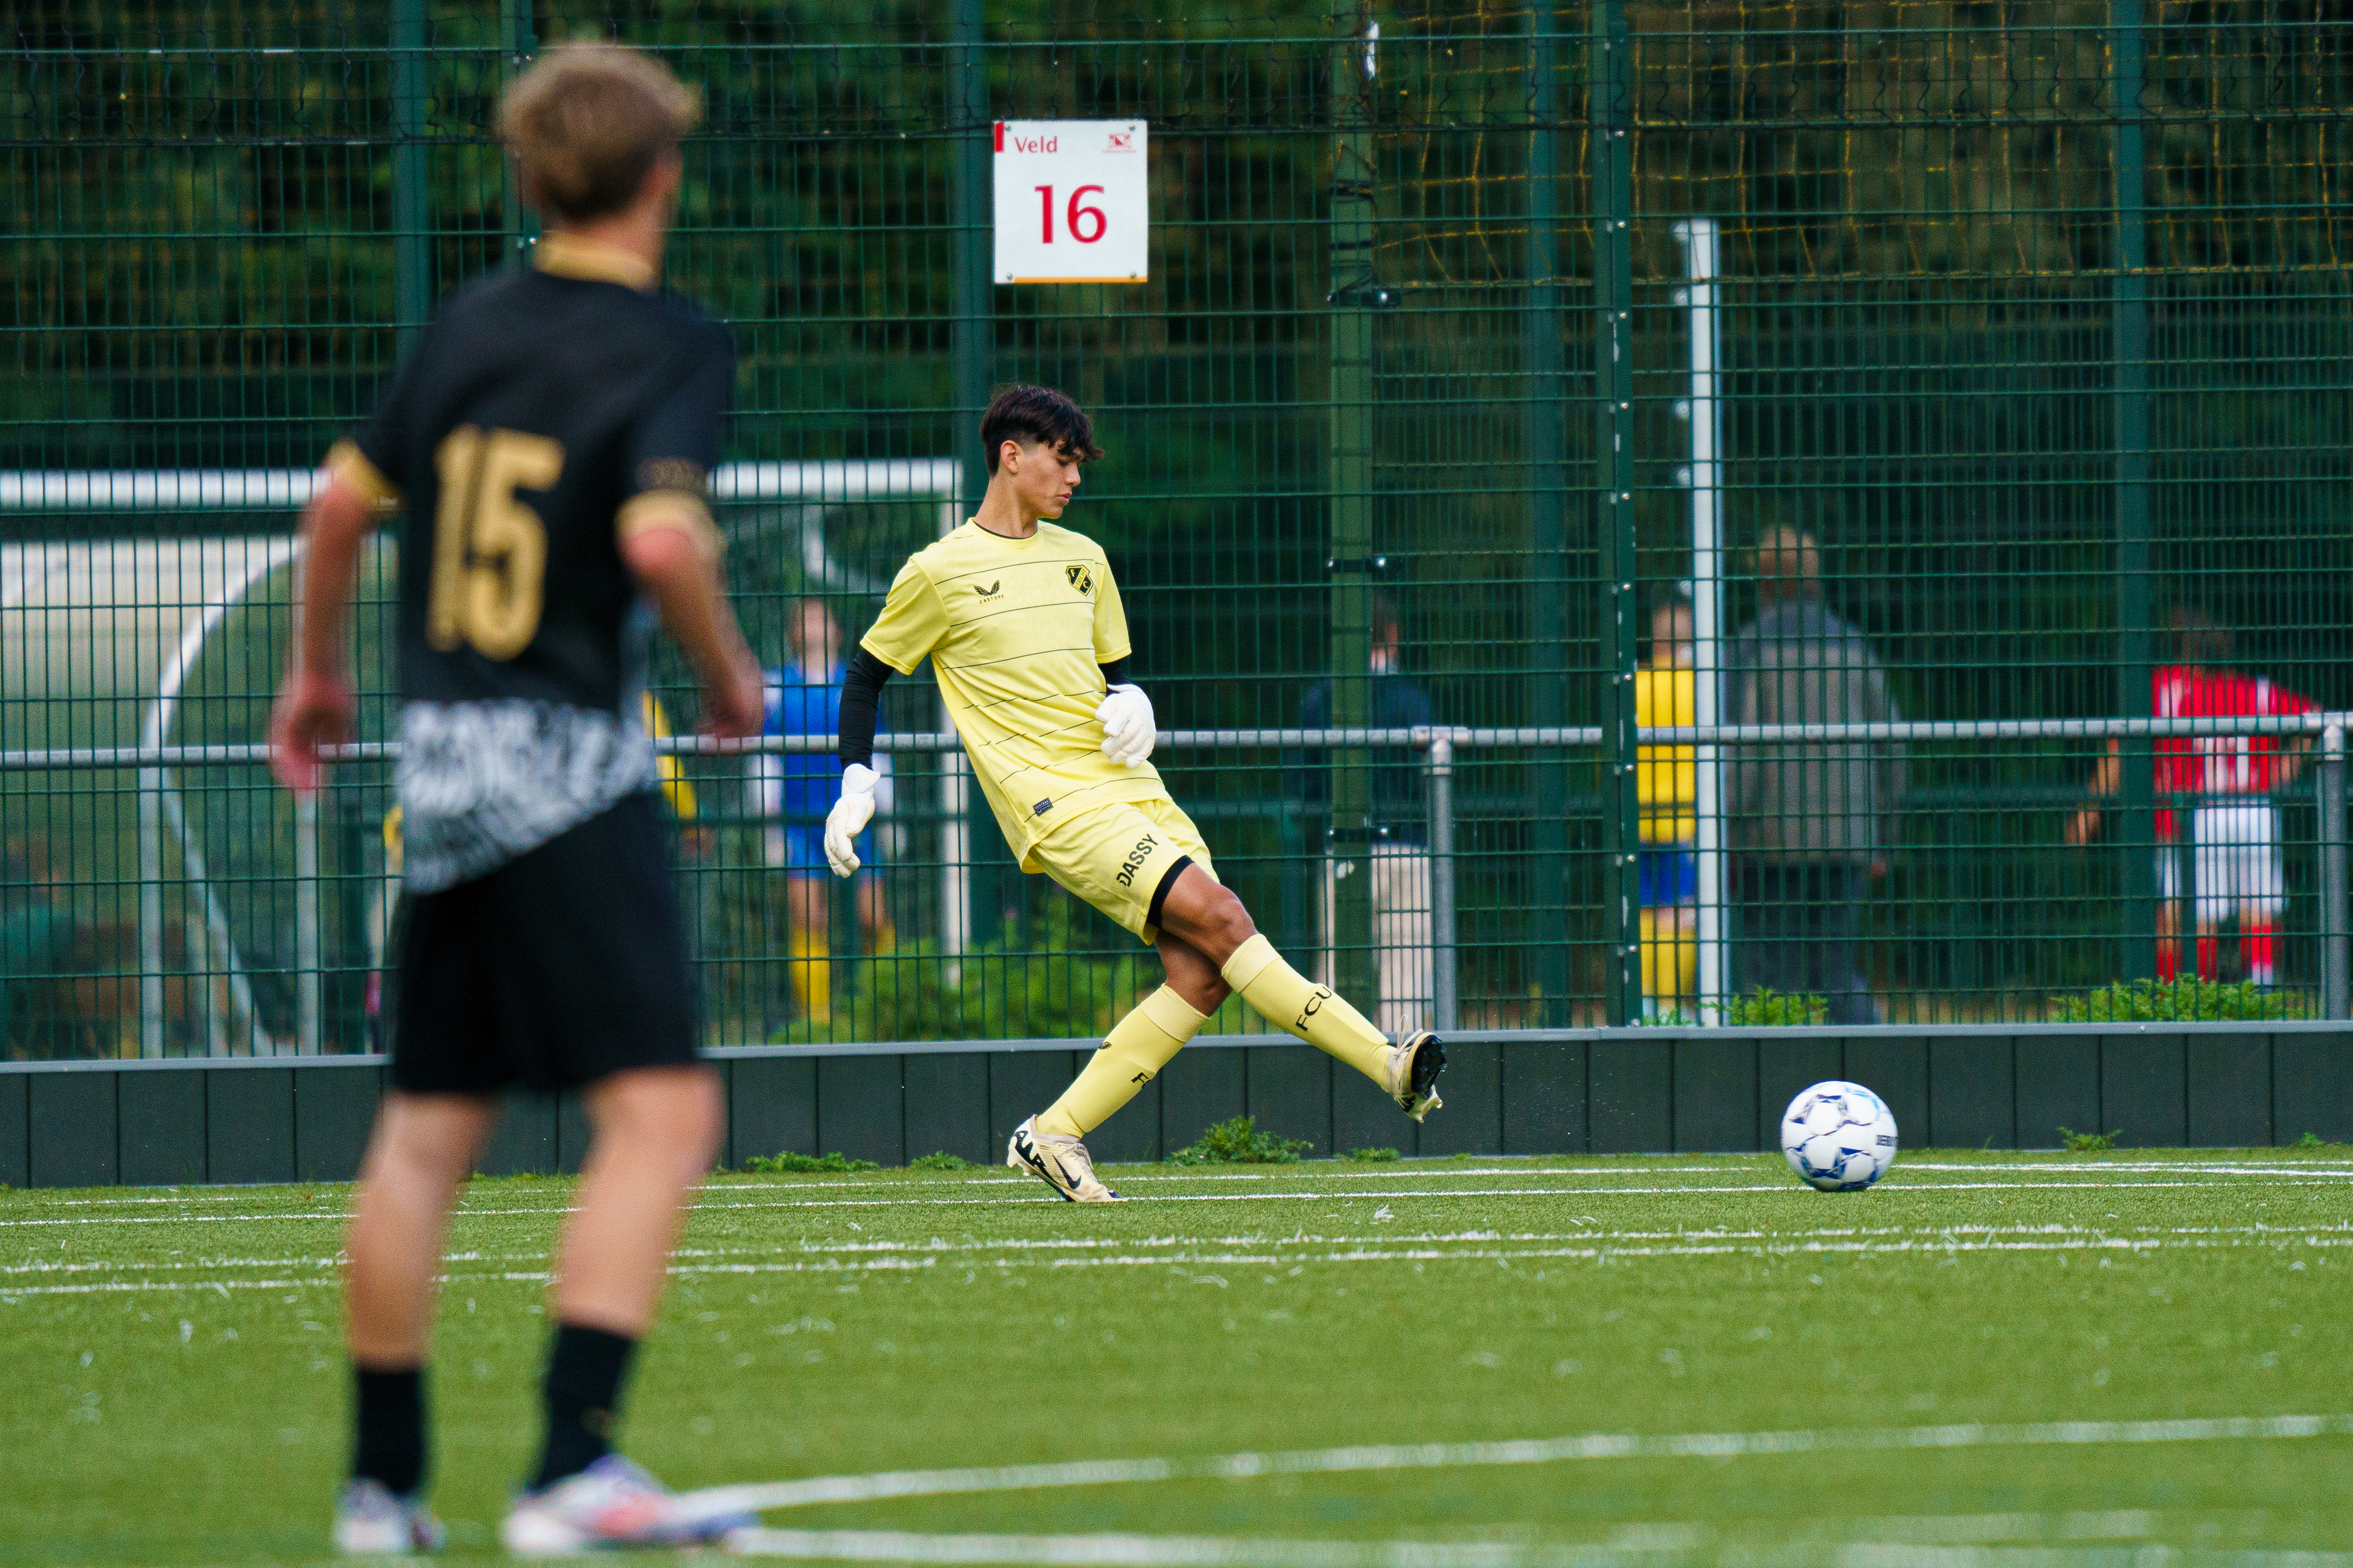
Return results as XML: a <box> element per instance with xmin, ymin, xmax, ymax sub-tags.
<box><xmin>5</xmin><ymin>1170</ymin><xmax>2353</xmax><ymax>1231</ymax></box>
<box><xmin>11</xmin><ymin>1158</ymin><xmax>2350</xmax><ymax>1212</ymax></box>
<box><xmin>13</xmin><ymin>1218</ymin><xmax>2353</xmax><ymax>1276</ymax></box>
<box><xmin>684</xmin><ymin>1414</ymin><xmax>2353</xmax><ymax>1524</ymax></box>
<box><xmin>724</xmin><ymin>1528</ymin><xmax>2353</xmax><ymax>1568</ymax></box>
<box><xmin>14</xmin><ymin>1219</ymin><xmax>2349</xmax><ymax>1283</ymax></box>
<box><xmin>16</xmin><ymin>1225</ymin><xmax>2347</xmax><ymax>1300</ymax></box>
<box><xmin>724</xmin><ymin>1528</ymin><xmax>2351</xmax><ymax>1568</ymax></box>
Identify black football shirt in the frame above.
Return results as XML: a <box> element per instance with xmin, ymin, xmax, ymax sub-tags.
<box><xmin>328</xmin><ymin>235</ymin><xmax>734</xmax><ymax>890</ymax></box>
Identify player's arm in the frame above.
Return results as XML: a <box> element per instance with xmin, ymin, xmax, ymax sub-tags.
<box><xmin>620</xmin><ymin>522</ymin><xmax>761</xmax><ymax>738</ymax></box>
<box><xmin>2065</xmin><ymin>738</ymin><xmax>2122</xmax><ymax>846</ymax></box>
<box><xmin>618</xmin><ymin>322</ymin><xmax>760</xmax><ymax>738</ymax></box>
<box><xmin>270</xmin><ymin>447</ymin><xmax>394</xmax><ymax>795</ymax></box>
<box><xmin>1089</xmin><ymin>554</ymin><xmax>1155</xmax><ymax>767</ymax></box>
<box><xmin>825</xmin><ymin>559</ymin><xmax>944</xmax><ymax>876</ymax></box>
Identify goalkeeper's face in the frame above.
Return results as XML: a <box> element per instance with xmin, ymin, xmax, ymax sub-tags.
<box><xmin>1001</xmin><ymin>438</ymin><xmax>1085</xmax><ymax>519</ymax></box>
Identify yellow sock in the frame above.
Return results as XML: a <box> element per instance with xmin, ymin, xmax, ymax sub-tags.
<box><xmin>1036</xmin><ymin>986</ymin><xmax>1208</xmax><ymax>1139</ymax></box>
<box><xmin>1220</xmin><ymin>933</ymin><xmax>1390</xmax><ymax>1088</ymax></box>
<box><xmin>789</xmin><ymin>930</ymin><xmax>831</xmax><ymax>1022</ymax></box>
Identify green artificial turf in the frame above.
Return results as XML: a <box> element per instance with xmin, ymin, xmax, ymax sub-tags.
<box><xmin>4</xmin><ymin>1149</ymin><xmax>2350</xmax><ymax>1565</ymax></box>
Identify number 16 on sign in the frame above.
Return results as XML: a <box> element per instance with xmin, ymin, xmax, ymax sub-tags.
<box><xmin>993</xmin><ymin>121</ymin><xmax>1148</xmax><ymax>284</ymax></box>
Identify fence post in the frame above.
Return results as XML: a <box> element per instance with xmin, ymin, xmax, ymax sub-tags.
<box><xmin>139</xmin><ymin>772</ymin><xmax>165</xmax><ymax>1057</ymax></box>
<box><xmin>1591</xmin><ymin>0</ymin><xmax>1639</xmax><ymax>1027</ymax></box>
<box><xmin>1326</xmin><ymin>0</ymin><xmax>1382</xmax><ymax>1013</ymax></box>
<box><xmin>948</xmin><ymin>0</ymin><xmax>996</xmax><ymax>956</ymax></box>
<box><xmin>1524</xmin><ymin>4</ymin><xmax>1572</xmax><ymax>1024</ymax></box>
<box><xmin>389</xmin><ymin>0</ymin><xmax>429</xmax><ymax>353</ymax></box>
<box><xmin>296</xmin><ymin>798</ymin><xmax>322</xmax><ymax>1054</ymax></box>
<box><xmin>2113</xmin><ymin>0</ymin><xmax>2158</xmax><ymax>982</ymax></box>
<box><xmin>1428</xmin><ymin>734</ymin><xmax>1459</xmax><ymax>1032</ymax></box>
<box><xmin>498</xmin><ymin>0</ymin><xmax>538</xmax><ymax>261</ymax></box>
<box><xmin>2323</xmin><ymin>724</ymin><xmax>2348</xmax><ymax>1020</ymax></box>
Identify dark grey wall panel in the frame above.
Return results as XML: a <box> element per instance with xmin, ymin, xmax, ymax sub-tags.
<box><xmin>1755</xmin><ymin>1036</ymin><xmax>1841</xmax><ymax>1149</ymax></box>
<box><xmin>120</xmin><ymin>1070</ymin><xmax>206</xmax><ymax>1186</ymax></box>
<box><xmin>1418</xmin><ymin>1041</ymin><xmax>1500</xmax><ymax>1156</ymax></box>
<box><xmin>1502</xmin><ymin>1040</ymin><xmax>1584</xmax><ymax>1155</ymax></box>
<box><xmin>1331</xmin><ymin>1047</ymin><xmax>1405</xmax><ymax>1157</ymax></box>
<box><xmin>1246</xmin><ymin>1045</ymin><xmax>1334</xmax><ymax>1156</ymax></box>
<box><xmin>1158</xmin><ymin>1046</ymin><xmax>1243</xmax><ymax>1154</ymax></box>
<box><xmin>2015</xmin><ymin>1035</ymin><xmax>2100</xmax><ymax>1149</ymax></box>
<box><xmin>295</xmin><ymin>1066</ymin><xmax>380</xmax><ymax>1181</ymax></box>
<box><xmin>209</xmin><ymin>1070</ymin><xmax>296</xmax><ymax>1185</ymax></box>
<box><xmin>988</xmin><ymin>1051</ymin><xmax>1078</xmax><ymax>1154</ymax></box>
<box><xmin>904</xmin><ymin>1052</ymin><xmax>991</xmax><ymax>1165</ymax></box>
<box><xmin>29</xmin><ymin>1072</ymin><xmax>115</xmax><ymax>1188</ymax></box>
<box><xmin>2273</xmin><ymin>1031</ymin><xmax>2353</xmax><ymax>1144</ymax></box>
<box><xmin>0</xmin><ymin>1073</ymin><xmax>26</xmax><ymax>1187</ymax></box>
<box><xmin>2186</xmin><ymin>1035</ymin><xmax>2269</xmax><ymax>1148</ymax></box>
<box><xmin>2102</xmin><ymin>1035</ymin><xmax>2187</xmax><ymax>1148</ymax></box>
<box><xmin>1930</xmin><ymin>1038</ymin><xmax>2013</xmax><ymax>1149</ymax></box>
<box><xmin>1844</xmin><ymin>1038</ymin><xmax>1929</xmax><ymax>1151</ymax></box>
<box><xmin>556</xmin><ymin>1093</ymin><xmax>590</xmax><ymax>1176</ymax></box>
<box><xmin>1674</xmin><ymin>1038</ymin><xmax>1756</xmax><ymax>1153</ymax></box>
<box><xmin>1082</xmin><ymin>1072</ymin><xmax>1160</xmax><ymax>1165</ymax></box>
<box><xmin>479</xmin><ymin>1095</ymin><xmax>558</xmax><ymax>1176</ymax></box>
<box><xmin>817</xmin><ymin>1053</ymin><xmax>904</xmax><ymax>1167</ymax></box>
<box><xmin>1589</xmin><ymin>1040</ymin><xmax>1671</xmax><ymax>1154</ymax></box>
<box><xmin>731</xmin><ymin>1056</ymin><xmax>815</xmax><ymax>1165</ymax></box>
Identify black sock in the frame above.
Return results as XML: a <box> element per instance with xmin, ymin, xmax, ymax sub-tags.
<box><xmin>532</xmin><ymin>1323</ymin><xmax>638</xmax><ymax>1491</ymax></box>
<box><xmin>352</xmin><ymin>1365</ymin><xmax>427</xmax><ymax>1497</ymax></box>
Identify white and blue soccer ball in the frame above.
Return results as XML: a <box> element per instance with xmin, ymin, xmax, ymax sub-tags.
<box><xmin>1780</xmin><ymin>1080</ymin><xmax>1898</xmax><ymax>1191</ymax></box>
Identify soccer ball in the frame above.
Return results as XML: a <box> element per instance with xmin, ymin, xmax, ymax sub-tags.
<box><xmin>1780</xmin><ymin>1080</ymin><xmax>1898</xmax><ymax>1191</ymax></box>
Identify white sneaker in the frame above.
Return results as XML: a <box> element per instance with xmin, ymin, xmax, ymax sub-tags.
<box><xmin>499</xmin><ymin>1454</ymin><xmax>751</xmax><ymax>1556</ymax></box>
<box><xmin>1387</xmin><ymin>1031</ymin><xmax>1447</xmax><ymax>1122</ymax></box>
<box><xmin>1007</xmin><ymin>1116</ymin><xmax>1122</xmax><ymax>1202</ymax></box>
<box><xmin>333</xmin><ymin>1478</ymin><xmax>445</xmax><ymax>1555</ymax></box>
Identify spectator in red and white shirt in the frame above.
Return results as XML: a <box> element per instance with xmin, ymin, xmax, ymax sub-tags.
<box><xmin>2067</xmin><ymin>610</ymin><xmax>2316</xmax><ymax>985</ymax></box>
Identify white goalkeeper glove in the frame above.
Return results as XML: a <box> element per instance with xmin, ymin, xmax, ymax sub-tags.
<box><xmin>824</xmin><ymin>763</ymin><xmax>878</xmax><ymax>877</ymax></box>
<box><xmin>1095</xmin><ymin>683</ymin><xmax>1156</xmax><ymax>768</ymax></box>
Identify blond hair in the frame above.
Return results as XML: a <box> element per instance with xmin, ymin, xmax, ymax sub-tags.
<box><xmin>498</xmin><ymin>43</ymin><xmax>700</xmax><ymax>223</ymax></box>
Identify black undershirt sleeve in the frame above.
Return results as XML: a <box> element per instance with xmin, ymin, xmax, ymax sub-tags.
<box><xmin>837</xmin><ymin>647</ymin><xmax>895</xmax><ymax>768</ymax></box>
<box><xmin>1099</xmin><ymin>657</ymin><xmax>1131</xmax><ymax>688</ymax></box>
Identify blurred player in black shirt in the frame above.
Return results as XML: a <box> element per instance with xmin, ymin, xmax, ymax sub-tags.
<box><xmin>270</xmin><ymin>43</ymin><xmax>762</xmax><ymax>1555</ymax></box>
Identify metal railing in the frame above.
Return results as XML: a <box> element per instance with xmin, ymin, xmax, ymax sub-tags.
<box><xmin>4</xmin><ymin>710</ymin><xmax>2345</xmax><ymax>1055</ymax></box>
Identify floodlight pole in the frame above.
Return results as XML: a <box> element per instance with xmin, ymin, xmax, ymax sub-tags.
<box><xmin>1677</xmin><ymin>218</ymin><xmax>1728</xmax><ymax>1023</ymax></box>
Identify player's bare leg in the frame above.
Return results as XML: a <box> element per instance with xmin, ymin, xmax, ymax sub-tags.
<box><xmin>337</xmin><ymin>1092</ymin><xmax>499</xmax><ymax>1552</ymax></box>
<box><xmin>503</xmin><ymin>1063</ymin><xmax>742</xmax><ymax>1555</ymax></box>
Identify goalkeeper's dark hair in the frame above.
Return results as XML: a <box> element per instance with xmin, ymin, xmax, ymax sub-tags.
<box><xmin>981</xmin><ymin>384</ymin><xmax>1103</xmax><ymax>473</ymax></box>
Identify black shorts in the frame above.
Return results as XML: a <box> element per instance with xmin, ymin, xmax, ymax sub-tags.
<box><xmin>390</xmin><ymin>794</ymin><xmax>700</xmax><ymax>1095</ymax></box>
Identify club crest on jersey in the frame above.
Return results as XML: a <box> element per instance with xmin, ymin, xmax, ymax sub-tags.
<box><xmin>1066</xmin><ymin>564</ymin><xmax>1094</xmax><ymax>596</ymax></box>
<box><xmin>974</xmin><ymin>580</ymin><xmax>1003</xmax><ymax>598</ymax></box>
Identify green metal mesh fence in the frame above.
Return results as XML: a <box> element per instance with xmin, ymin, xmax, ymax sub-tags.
<box><xmin>3</xmin><ymin>1</ymin><xmax>2349</xmax><ymax>1057</ymax></box>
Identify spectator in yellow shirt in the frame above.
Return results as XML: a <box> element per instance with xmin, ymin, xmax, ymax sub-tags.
<box><xmin>1635</xmin><ymin>593</ymin><xmax>1698</xmax><ymax>1013</ymax></box>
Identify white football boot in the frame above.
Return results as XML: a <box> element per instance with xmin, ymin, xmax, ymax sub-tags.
<box><xmin>1007</xmin><ymin>1116</ymin><xmax>1122</xmax><ymax>1202</ymax></box>
<box><xmin>500</xmin><ymin>1453</ymin><xmax>751</xmax><ymax>1556</ymax></box>
<box><xmin>1386</xmin><ymin>1030</ymin><xmax>1447</xmax><ymax>1122</ymax></box>
<box><xmin>333</xmin><ymin>1478</ymin><xmax>446</xmax><ymax>1555</ymax></box>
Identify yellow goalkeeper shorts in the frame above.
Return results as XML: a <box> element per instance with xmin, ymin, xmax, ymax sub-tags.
<box><xmin>1031</xmin><ymin>795</ymin><xmax>1218</xmax><ymax>943</ymax></box>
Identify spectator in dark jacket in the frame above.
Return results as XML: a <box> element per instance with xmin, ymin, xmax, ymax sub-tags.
<box><xmin>1725</xmin><ymin>528</ymin><xmax>1906</xmax><ymax>1023</ymax></box>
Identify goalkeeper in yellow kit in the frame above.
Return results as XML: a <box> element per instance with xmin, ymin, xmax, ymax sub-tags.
<box><xmin>824</xmin><ymin>385</ymin><xmax>1444</xmax><ymax>1201</ymax></box>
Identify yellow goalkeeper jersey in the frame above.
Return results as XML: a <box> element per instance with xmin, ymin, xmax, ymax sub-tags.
<box><xmin>859</xmin><ymin>518</ymin><xmax>1165</xmax><ymax>871</ymax></box>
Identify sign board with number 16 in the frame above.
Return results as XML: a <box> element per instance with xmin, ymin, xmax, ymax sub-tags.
<box><xmin>993</xmin><ymin>121</ymin><xmax>1148</xmax><ymax>283</ymax></box>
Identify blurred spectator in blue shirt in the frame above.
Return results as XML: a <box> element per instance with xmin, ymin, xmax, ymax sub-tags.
<box><xmin>751</xmin><ymin>599</ymin><xmax>892</xmax><ymax>1022</ymax></box>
